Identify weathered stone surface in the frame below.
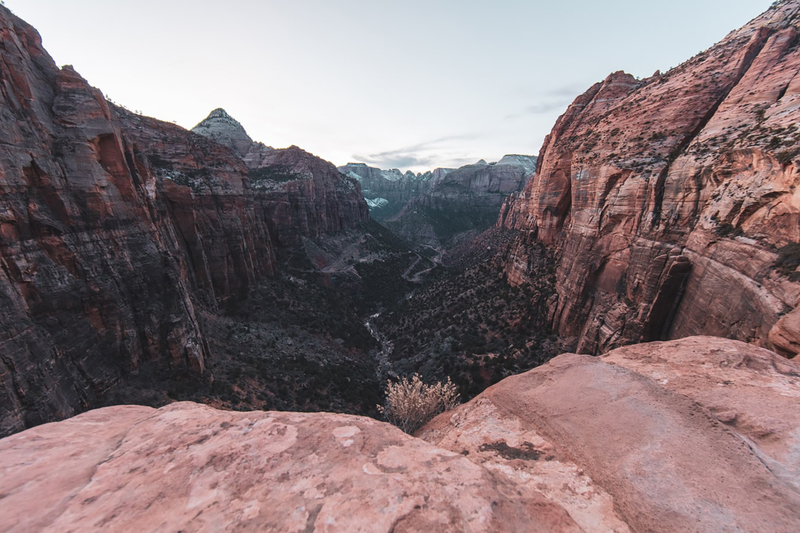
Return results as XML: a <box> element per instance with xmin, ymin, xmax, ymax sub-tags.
<box><xmin>499</xmin><ymin>1</ymin><xmax>800</xmax><ymax>356</ymax></box>
<box><xmin>770</xmin><ymin>304</ymin><xmax>800</xmax><ymax>357</ymax></box>
<box><xmin>0</xmin><ymin>402</ymin><xmax>580</xmax><ymax>532</ymax></box>
<box><xmin>421</xmin><ymin>336</ymin><xmax>800</xmax><ymax>532</ymax></box>
<box><xmin>602</xmin><ymin>336</ymin><xmax>800</xmax><ymax>491</ymax></box>
<box><xmin>3</xmin><ymin>337</ymin><xmax>797</xmax><ymax>532</ymax></box>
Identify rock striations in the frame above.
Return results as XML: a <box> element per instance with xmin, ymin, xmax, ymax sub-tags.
<box><xmin>0</xmin><ymin>9</ymin><xmax>208</xmax><ymax>437</ymax></box>
<box><xmin>1</xmin><ymin>337</ymin><xmax>798</xmax><ymax>531</ymax></box>
<box><xmin>0</xmin><ymin>5</ymin><xmax>369</xmax><ymax>437</ymax></box>
<box><xmin>499</xmin><ymin>1</ymin><xmax>800</xmax><ymax>357</ymax></box>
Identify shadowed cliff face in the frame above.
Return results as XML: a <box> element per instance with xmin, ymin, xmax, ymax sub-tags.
<box><xmin>0</xmin><ymin>9</ymin><xmax>210</xmax><ymax>437</ymax></box>
<box><xmin>0</xmin><ymin>6</ymin><xmax>372</xmax><ymax>437</ymax></box>
<box><xmin>500</xmin><ymin>1</ymin><xmax>800</xmax><ymax>356</ymax></box>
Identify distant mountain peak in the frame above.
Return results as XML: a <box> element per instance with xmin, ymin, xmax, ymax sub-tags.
<box><xmin>192</xmin><ymin>108</ymin><xmax>253</xmax><ymax>157</ymax></box>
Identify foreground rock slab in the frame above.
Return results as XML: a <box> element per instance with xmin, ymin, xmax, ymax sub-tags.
<box><xmin>421</xmin><ymin>336</ymin><xmax>800</xmax><ymax>532</ymax></box>
<box><xmin>0</xmin><ymin>403</ymin><xmax>578</xmax><ymax>532</ymax></box>
<box><xmin>2</xmin><ymin>337</ymin><xmax>798</xmax><ymax>532</ymax></box>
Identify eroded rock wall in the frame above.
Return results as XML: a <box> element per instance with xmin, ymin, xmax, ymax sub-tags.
<box><xmin>0</xmin><ymin>9</ymin><xmax>207</xmax><ymax>436</ymax></box>
<box><xmin>500</xmin><ymin>1</ymin><xmax>800</xmax><ymax>355</ymax></box>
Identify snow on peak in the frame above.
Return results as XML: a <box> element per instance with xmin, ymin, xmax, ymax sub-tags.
<box><xmin>366</xmin><ymin>197</ymin><xmax>390</xmax><ymax>209</ymax></box>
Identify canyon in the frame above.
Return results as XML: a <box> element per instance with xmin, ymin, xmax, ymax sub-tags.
<box><xmin>0</xmin><ymin>1</ymin><xmax>799</xmax><ymax>530</ymax></box>
<box><xmin>342</xmin><ymin>155</ymin><xmax>536</xmax><ymax>249</ymax></box>
<box><xmin>0</xmin><ymin>3</ymin><xmax>407</xmax><ymax>437</ymax></box>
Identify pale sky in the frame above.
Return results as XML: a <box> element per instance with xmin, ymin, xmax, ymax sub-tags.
<box><xmin>5</xmin><ymin>0</ymin><xmax>774</xmax><ymax>172</ymax></box>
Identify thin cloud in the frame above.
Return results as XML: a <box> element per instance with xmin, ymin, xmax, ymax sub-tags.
<box><xmin>352</xmin><ymin>134</ymin><xmax>479</xmax><ymax>170</ymax></box>
<box><xmin>505</xmin><ymin>100</ymin><xmax>571</xmax><ymax>119</ymax></box>
<box><xmin>505</xmin><ymin>82</ymin><xmax>588</xmax><ymax>119</ymax></box>
<box><xmin>545</xmin><ymin>83</ymin><xmax>588</xmax><ymax>98</ymax></box>
<box><xmin>354</xmin><ymin>153</ymin><xmax>436</xmax><ymax>169</ymax></box>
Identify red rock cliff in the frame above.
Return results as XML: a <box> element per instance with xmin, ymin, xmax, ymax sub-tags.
<box><xmin>0</xmin><ymin>8</ymin><xmax>208</xmax><ymax>436</ymax></box>
<box><xmin>0</xmin><ymin>6</ymin><xmax>370</xmax><ymax>437</ymax></box>
<box><xmin>500</xmin><ymin>1</ymin><xmax>800</xmax><ymax>357</ymax></box>
<box><xmin>191</xmin><ymin>108</ymin><xmax>370</xmax><ymax>248</ymax></box>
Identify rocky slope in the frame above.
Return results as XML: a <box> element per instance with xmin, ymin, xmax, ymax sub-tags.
<box><xmin>192</xmin><ymin>109</ymin><xmax>369</xmax><ymax>247</ymax></box>
<box><xmin>385</xmin><ymin>155</ymin><xmax>536</xmax><ymax>249</ymax></box>
<box><xmin>2</xmin><ymin>337</ymin><xmax>797</xmax><ymax>531</ymax></box>
<box><xmin>499</xmin><ymin>1</ymin><xmax>800</xmax><ymax>357</ymax></box>
<box><xmin>0</xmin><ymin>5</ymin><xmax>378</xmax><ymax>437</ymax></box>
<box><xmin>374</xmin><ymin>227</ymin><xmax>560</xmax><ymax>400</ymax></box>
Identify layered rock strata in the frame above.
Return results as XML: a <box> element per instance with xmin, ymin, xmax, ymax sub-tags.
<box><xmin>192</xmin><ymin>110</ymin><xmax>369</xmax><ymax>248</ymax></box>
<box><xmin>0</xmin><ymin>6</ymin><xmax>369</xmax><ymax>437</ymax></box>
<box><xmin>0</xmin><ymin>9</ymin><xmax>209</xmax><ymax>437</ymax></box>
<box><xmin>500</xmin><ymin>1</ymin><xmax>800</xmax><ymax>356</ymax></box>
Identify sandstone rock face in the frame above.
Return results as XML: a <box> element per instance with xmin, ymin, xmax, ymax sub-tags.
<box><xmin>500</xmin><ymin>1</ymin><xmax>800</xmax><ymax>356</ymax></box>
<box><xmin>421</xmin><ymin>336</ymin><xmax>800</xmax><ymax>532</ymax></box>
<box><xmin>0</xmin><ymin>402</ymin><xmax>580</xmax><ymax>532</ymax></box>
<box><xmin>0</xmin><ymin>6</ymin><xmax>369</xmax><ymax>437</ymax></box>
<box><xmin>386</xmin><ymin>156</ymin><xmax>536</xmax><ymax>249</ymax></box>
<box><xmin>602</xmin><ymin>336</ymin><xmax>800</xmax><ymax>491</ymax></box>
<box><xmin>249</xmin><ymin>146</ymin><xmax>370</xmax><ymax>247</ymax></box>
<box><xmin>118</xmin><ymin>107</ymin><xmax>278</xmax><ymax>304</ymax></box>
<box><xmin>0</xmin><ymin>8</ymin><xmax>209</xmax><ymax>437</ymax></box>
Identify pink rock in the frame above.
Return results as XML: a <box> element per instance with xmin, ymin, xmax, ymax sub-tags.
<box><xmin>421</xmin><ymin>336</ymin><xmax>800</xmax><ymax>532</ymax></box>
<box><xmin>0</xmin><ymin>403</ymin><xmax>579</xmax><ymax>532</ymax></box>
